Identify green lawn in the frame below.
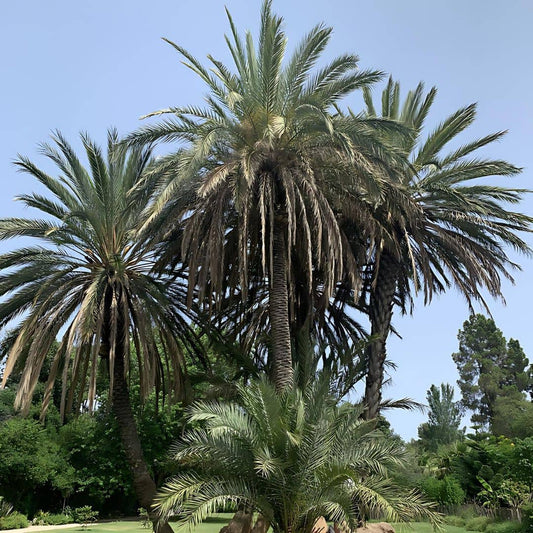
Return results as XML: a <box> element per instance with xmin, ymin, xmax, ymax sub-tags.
<box><xmin>32</xmin><ymin>515</ymin><xmax>470</xmax><ymax>533</ymax></box>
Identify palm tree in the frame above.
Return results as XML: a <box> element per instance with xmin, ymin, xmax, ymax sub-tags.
<box><xmin>0</xmin><ymin>130</ymin><xmax>202</xmax><ymax>532</ymax></box>
<box><xmin>359</xmin><ymin>79</ymin><xmax>532</xmax><ymax>419</ymax></box>
<box><xmin>154</xmin><ymin>377</ymin><xmax>440</xmax><ymax>532</ymax></box>
<box><xmin>126</xmin><ymin>0</ymin><xmax>409</xmax><ymax>392</ymax></box>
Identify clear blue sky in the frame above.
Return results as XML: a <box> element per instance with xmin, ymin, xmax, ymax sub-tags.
<box><xmin>2</xmin><ymin>0</ymin><xmax>533</xmax><ymax>440</ymax></box>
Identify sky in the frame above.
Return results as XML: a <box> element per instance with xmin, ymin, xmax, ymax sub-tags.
<box><xmin>2</xmin><ymin>0</ymin><xmax>533</xmax><ymax>440</ymax></box>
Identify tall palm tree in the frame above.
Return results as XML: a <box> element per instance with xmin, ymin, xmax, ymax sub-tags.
<box><xmin>359</xmin><ymin>79</ymin><xmax>532</xmax><ymax>419</ymax></box>
<box><xmin>126</xmin><ymin>0</ymin><xmax>408</xmax><ymax>392</ymax></box>
<box><xmin>0</xmin><ymin>130</ymin><xmax>202</xmax><ymax>532</ymax></box>
<box><xmin>154</xmin><ymin>377</ymin><xmax>441</xmax><ymax>532</ymax></box>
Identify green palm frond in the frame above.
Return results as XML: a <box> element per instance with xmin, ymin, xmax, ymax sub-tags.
<box><xmin>355</xmin><ymin>76</ymin><xmax>531</xmax><ymax>418</ymax></box>
<box><xmin>156</xmin><ymin>378</ymin><xmax>440</xmax><ymax>532</ymax></box>
<box><xmin>123</xmin><ymin>1</ymin><xmax>413</xmax><ymax>384</ymax></box>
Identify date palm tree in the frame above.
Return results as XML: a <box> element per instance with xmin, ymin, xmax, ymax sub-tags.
<box><xmin>0</xmin><ymin>130</ymin><xmax>202</xmax><ymax>532</ymax></box>
<box><xmin>126</xmin><ymin>0</ymin><xmax>409</xmax><ymax>392</ymax></box>
<box><xmin>360</xmin><ymin>79</ymin><xmax>532</xmax><ymax>419</ymax></box>
<box><xmin>154</xmin><ymin>377</ymin><xmax>440</xmax><ymax>532</ymax></box>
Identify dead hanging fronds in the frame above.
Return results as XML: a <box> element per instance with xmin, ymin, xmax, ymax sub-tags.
<box><xmin>0</xmin><ymin>130</ymin><xmax>205</xmax><ymax>419</ymax></box>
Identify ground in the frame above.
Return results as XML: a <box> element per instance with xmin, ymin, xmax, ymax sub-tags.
<box><xmin>3</xmin><ymin>515</ymin><xmax>471</xmax><ymax>533</ymax></box>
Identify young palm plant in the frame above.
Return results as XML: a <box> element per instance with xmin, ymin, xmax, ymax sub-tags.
<box><xmin>358</xmin><ymin>79</ymin><xmax>532</xmax><ymax>419</ymax></box>
<box><xmin>154</xmin><ymin>377</ymin><xmax>440</xmax><ymax>532</ymax></box>
<box><xmin>0</xmin><ymin>130</ymin><xmax>202</xmax><ymax>532</ymax></box>
<box><xmin>126</xmin><ymin>0</ymin><xmax>411</xmax><ymax>392</ymax></box>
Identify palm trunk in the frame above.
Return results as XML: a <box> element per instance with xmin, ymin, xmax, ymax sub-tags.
<box><xmin>269</xmin><ymin>218</ymin><xmax>293</xmax><ymax>392</ymax></box>
<box><xmin>106</xmin><ymin>286</ymin><xmax>173</xmax><ymax>533</ymax></box>
<box><xmin>363</xmin><ymin>251</ymin><xmax>399</xmax><ymax>420</ymax></box>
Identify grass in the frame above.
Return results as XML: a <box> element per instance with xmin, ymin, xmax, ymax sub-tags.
<box><xmin>394</xmin><ymin>523</ymin><xmax>468</xmax><ymax>533</ymax></box>
<box><xmin>23</xmin><ymin>515</ymin><xmax>472</xmax><ymax>533</ymax></box>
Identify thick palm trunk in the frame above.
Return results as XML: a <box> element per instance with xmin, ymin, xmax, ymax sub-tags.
<box><xmin>111</xmin><ymin>349</ymin><xmax>174</xmax><ymax>533</ymax></box>
<box><xmin>363</xmin><ymin>252</ymin><xmax>399</xmax><ymax>420</ymax></box>
<box><xmin>269</xmin><ymin>218</ymin><xmax>293</xmax><ymax>392</ymax></box>
<box><xmin>105</xmin><ymin>287</ymin><xmax>173</xmax><ymax>533</ymax></box>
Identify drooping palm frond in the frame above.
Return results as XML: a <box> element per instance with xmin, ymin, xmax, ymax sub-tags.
<box><xmin>125</xmin><ymin>1</ymin><xmax>417</xmax><ymax>390</ymax></box>
<box><xmin>0</xmin><ymin>129</ymin><xmax>204</xmax><ymax>417</ymax></box>
<box><xmin>356</xmin><ymin>78</ymin><xmax>532</xmax><ymax>419</ymax></box>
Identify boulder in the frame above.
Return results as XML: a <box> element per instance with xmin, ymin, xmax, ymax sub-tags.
<box><xmin>312</xmin><ymin>516</ymin><xmax>329</xmax><ymax>533</ymax></box>
<box><xmin>357</xmin><ymin>523</ymin><xmax>395</xmax><ymax>533</ymax></box>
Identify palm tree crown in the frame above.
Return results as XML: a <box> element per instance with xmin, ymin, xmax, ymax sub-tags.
<box><xmin>359</xmin><ymin>78</ymin><xmax>532</xmax><ymax>418</ymax></box>
<box><xmin>127</xmin><ymin>0</ymin><xmax>409</xmax><ymax>391</ymax></box>
<box><xmin>0</xmin><ymin>130</ymin><xmax>202</xmax><ymax>530</ymax></box>
<box><xmin>0</xmin><ymin>130</ymin><xmax>197</xmax><ymax>416</ymax></box>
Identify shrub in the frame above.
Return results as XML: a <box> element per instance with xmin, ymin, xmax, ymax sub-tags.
<box><xmin>0</xmin><ymin>511</ymin><xmax>29</xmax><ymax>530</ymax></box>
<box><xmin>33</xmin><ymin>510</ymin><xmax>72</xmax><ymax>525</ymax></box>
<box><xmin>465</xmin><ymin>516</ymin><xmax>491</xmax><ymax>532</ymax></box>
<box><xmin>49</xmin><ymin>513</ymin><xmax>72</xmax><ymax>525</ymax></box>
<box><xmin>484</xmin><ymin>522</ymin><xmax>522</xmax><ymax>533</ymax></box>
<box><xmin>522</xmin><ymin>502</ymin><xmax>533</xmax><ymax>532</ymax></box>
<box><xmin>32</xmin><ymin>511</ymin><xmax>51</xmax><ymax>525</ymax></box>
<box><xmin>70</xmin><ymin>506</ymin><xmax>98</xmax><ymax>526</ymax></box>
<box><xmin>445</xmin><ymin>515</ymin><xmax>466</xmax><ymax>527</ymax></box>
<box><xmin>420</xmin><ymin>475</ymin><xmax>465</xmax><ymax>506</ymax></box>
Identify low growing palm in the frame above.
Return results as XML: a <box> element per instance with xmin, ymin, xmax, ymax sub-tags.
<box><xmin>154</xmin><ymin>377</ymin><xmax>440</xmax><ymax>532</ymax></box>
<box><xmin>0</xmin><ymin>130</ymin><xmax>201</xmax><ymax>532</ymax></box>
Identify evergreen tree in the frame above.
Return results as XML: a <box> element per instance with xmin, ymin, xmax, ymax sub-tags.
<box><xmin>418</xmin><ymin>383</ymin><xmax>463</xmax><ymax>451</ymax></box>
<box><xmin>452</xmin><ymin>314</ymin><xmax>532</xmax><ymax>429</ymax></box>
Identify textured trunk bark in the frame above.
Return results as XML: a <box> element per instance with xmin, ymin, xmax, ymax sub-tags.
<box><xmin>112</xmin><ymin>348</ymin><xmax>174</xmax><ymax>533</ymax></box>
<box><xmin>107</xmin><ymin>286</ymin><xmax>173</xmax><ymax>533</ymax></box>
<box><xmin>363</xmin><ymin>252</ymin><xmax>399</xmax><ymax>420</ymax></box>
<box><xmin>269</xmin><ymin>218</ymin><xmax>293</xmax><ymax>392</ymax></box>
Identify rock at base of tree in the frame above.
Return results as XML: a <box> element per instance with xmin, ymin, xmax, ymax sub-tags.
<box><xmin>219</xmin><ymin>509</ymin><xmax>253</xmax><ymax>533</ymax></box>
<box><xmin>312</xmin><ymin>517</ymin><xmax>328</xmax><ymax>533</ymax></box>
<box><xmin>250</xmin><ymin>514</ymin><xmax>269</xmax><ymax>533</ymax></box>
<box><xmin>357</xmin><ymin>523</ymin><xmax>395</xmax><ymax>533</ymax></box>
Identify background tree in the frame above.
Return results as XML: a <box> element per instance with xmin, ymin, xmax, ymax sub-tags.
<box><xmin>359</xmin><ymin>79</ymin><xmax>531</xmax><ymax>419</ymax></box>
<box><xmin>452</xmin><ymin>314</ymin><xmax>532</xmax><ymax>429</ymax></box>
<box><xmin>0</xmin><ymin>418</ymin><xmax>74</xmax><ymax>516</ymax></box>
<box><xmin>0</xmin><ymin>131</ymin><xmax>202</xmax><ymax>532</ymax></box>
<box><xmin>491</xmin><ymin>393</ymin><xmax>533</xmax><ymax>438</ymax></box>
<box><xmin>418</xmin><ymin>383</ymin><xmax>463</xmax><ymax>451</ymax></box>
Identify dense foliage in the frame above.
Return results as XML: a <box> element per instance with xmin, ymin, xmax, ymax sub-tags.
<box><xmin>418</xmin><ymin>383</ymin><xmax>463</xmax><ymax>451</ymax></box>
<box><xmin>155</xmin><ymin>377</ymin><xmax>440</xmax><ymax>531</ymax></box>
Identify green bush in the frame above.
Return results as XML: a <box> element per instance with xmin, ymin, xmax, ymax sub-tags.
<box><xmin>522</xmin><ymin>502</ymin><xmax>533</xmax><ymax>532</ymax></box>
<box><xmin>0</xmin><ymin>511</ymin><xmax>29</xmax><ymax>530</ymax></box>
<box><xmin>70</xmin><ymin>505</ymin><xmax>98</xmax><ymax>525</ymax></box>
<box><xmin>420</xmin><ymin>475</ymin><xmax>465</xmax><ymax>505</ymax></box>
<box><xmin>33</xmin><ymin>511</ymin><xmax>72</xmax><ymax>526</ymax></box>
<box><xmin>484</xmin><ymin>522</ymin><xmax>522</xmax><ymax>533</ymax></box>
<box><xmin>444</xmin><ymin>515</ymin><xmax>466</xmax><ymax>526</ymax></box>
<box><xmin>465</xmin><ymin>516</ymin><xmax>491</xmax><ymax>532</ymax></box>
<box><xmin>32</xmin><ymin>511</ymin><xmax>51</xmax><ymax>525</ymax></box>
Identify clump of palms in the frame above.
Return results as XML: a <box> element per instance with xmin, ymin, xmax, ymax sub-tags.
<box><xmin>0</xmin><ymin>130</ymin><xmax>202</xmax><ymax>532</ymax></box>
<box><xmin>154</xmin><ymin>377</ymin><xmax>441</xmax><ymax>532</ymax></box>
